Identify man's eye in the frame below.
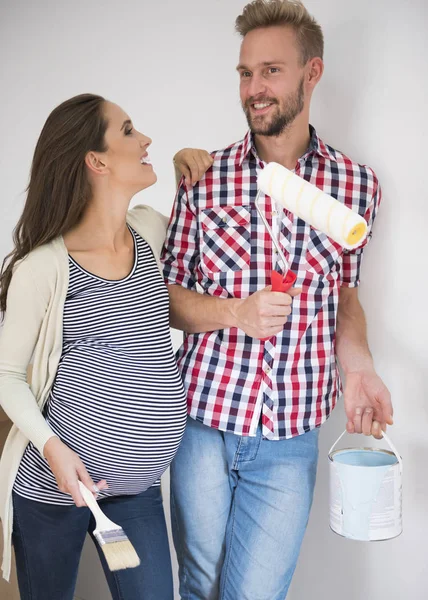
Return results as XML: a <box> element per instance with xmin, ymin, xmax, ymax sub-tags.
<box><xmin>125</xmin><ymin>128</ymin><xmax>133</xmax><ymax>135</ymax></box>
<box><xmin>240</xmin><ymin>71</ymin><xmax>252</xmax><ymax>78</ymax></box>
<box><xmin>268</xmin><ymin>67</ymin><xmax>280</xmax><ymax>74</ymax></box>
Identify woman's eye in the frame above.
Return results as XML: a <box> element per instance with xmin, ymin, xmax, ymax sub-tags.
<box><xmin>125</xmin><ymin>128</ymin><xmax>133</xmax><ymax>136</ymax></box>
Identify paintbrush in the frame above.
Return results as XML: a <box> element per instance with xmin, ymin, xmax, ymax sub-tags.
<box><xmin>78</xmin><ymin>481</ymin><xmax>140</xmax><ymax>571</ymax></box>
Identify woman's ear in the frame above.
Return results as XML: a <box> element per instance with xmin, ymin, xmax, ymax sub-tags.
<box><xmin>85</xmin><ymin>151</ymin><xmax>108</xmax><ymax>176</ymax></box>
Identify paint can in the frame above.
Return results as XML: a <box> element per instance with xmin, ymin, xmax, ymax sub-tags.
<box><xmin>329</xmin><ymin>430</ymin><xmax>402</xmax><ymax>541</ymax></box>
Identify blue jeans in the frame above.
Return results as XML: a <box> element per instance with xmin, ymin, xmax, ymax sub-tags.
<box><xmin>170</xmin><ymin>417</ymin><xmax>319</xmax><ymax>600</ymax></box>
<box><xmin>12</xmin><ymin>486</ymin><xmax>173</xmax><ymax>600</ymax></box>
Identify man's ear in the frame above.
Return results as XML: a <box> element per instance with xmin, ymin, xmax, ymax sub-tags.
<box><xmin>307</xmin><ymin>57</ymin><xmax>324</xmax><ymax>87</ymax></box>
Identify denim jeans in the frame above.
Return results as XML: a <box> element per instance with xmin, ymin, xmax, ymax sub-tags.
<box><xmin>170</xmin><ymin>417</ymin><xmax>319</xmax><ymax>600</ymax></box>
<box><xmin>12</xmin><ymin>485</ymin><xmax>173</xmax><ymax>600</ymax></box>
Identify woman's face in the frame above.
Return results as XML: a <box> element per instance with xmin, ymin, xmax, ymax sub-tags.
<box><xmin>97</xmin><ymin>101</ymin><xmax>157</xmax><ymax>194</ymax></box>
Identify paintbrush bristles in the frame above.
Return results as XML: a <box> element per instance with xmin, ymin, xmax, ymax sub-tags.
<box><xmin>101</xmin><ymin>539</ymin><xmax>141</xmax><ymax>571</ymax></box>
<box><xmin>77</xmin><ymin>482</ymin><xmax>141</xmax><ymax>571</ymax></box>
<box><xmin>94</xmin><ymin>528</ymin><xmax>140</xmax><ymax>571</ymax></box>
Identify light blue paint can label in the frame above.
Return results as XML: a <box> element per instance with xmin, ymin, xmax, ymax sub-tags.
<box><xmin>329</xmin><ymin>442</ymin><xmax>402</xmax><ymax>541</ymax></box>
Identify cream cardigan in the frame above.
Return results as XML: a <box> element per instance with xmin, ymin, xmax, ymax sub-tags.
<box><xmin>0</xmin><ymin>205</ymin><xmax>168</xmax><ymax>580</ymax></box>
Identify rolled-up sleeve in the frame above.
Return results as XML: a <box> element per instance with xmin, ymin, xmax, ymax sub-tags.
<box><xmin>341</xmin><ymin>170</ymin><xmax>382</xmax><ymax>288</ymax></box>
<box><xmin>161</xmin><ymin>180</ymin><xmax>199</xmax><ymax>291</ymax></box>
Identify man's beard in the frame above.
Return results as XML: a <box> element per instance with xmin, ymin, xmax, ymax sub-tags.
<box><xmin>244</xmin><ymin>77</ymin><xmax>305</xmax><ymax>137</ymax></box>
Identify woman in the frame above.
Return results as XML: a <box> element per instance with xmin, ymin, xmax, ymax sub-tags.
<box><xmin>0</xmin><ymin>93</ymin><xmax>211</xmax><ymax>600</ymax></box>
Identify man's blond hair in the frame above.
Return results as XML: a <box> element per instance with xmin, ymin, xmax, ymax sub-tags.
<box><xmin>235</xmin><ymin>0</ymin><xmax>324</xmax><ymax>65</ymax></box>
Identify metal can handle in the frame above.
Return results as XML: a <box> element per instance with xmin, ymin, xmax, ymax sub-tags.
<box><xmin>328</xmin><ymin>429</ymin><xmax>403</xmax><ymax>473</ymax></box>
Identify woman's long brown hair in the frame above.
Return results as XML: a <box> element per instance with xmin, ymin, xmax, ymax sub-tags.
<box><xmin>0</xmin><ymin>93</ymin><xmax>108</xmax><ymax>314</ymax></box>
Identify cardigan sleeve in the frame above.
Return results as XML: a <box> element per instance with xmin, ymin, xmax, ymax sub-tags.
<box><xmin>0</xmin><ymin>258</ymin><xmax>57</xmax><ymax>455</ymax></box>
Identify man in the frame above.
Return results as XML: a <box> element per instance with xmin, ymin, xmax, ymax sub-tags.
<box><xmin>162</xmin><ymin>1</ymin><xmax>393</xmax><ymax>598</ymax></box>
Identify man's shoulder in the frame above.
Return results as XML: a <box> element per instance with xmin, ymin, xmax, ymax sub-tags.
<box><xmin>320</xmin><ymin>140</ymin><xmax>380</xmax><ymax>192</ymax></box>
<box><xmin>209</xmin><ymin>136</ymin><xmax>247</xmax><ymax>165</ymax></box>
<box><xmin>180</xmin><ymin>137</ymin><xmax>247</xmax><ymax>200</ymax></box>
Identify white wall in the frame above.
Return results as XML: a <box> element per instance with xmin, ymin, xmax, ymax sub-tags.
<box><xmin>1</xmin><ymin>1</ymin><xmax>427</xmax><ymax>599</ymax></box>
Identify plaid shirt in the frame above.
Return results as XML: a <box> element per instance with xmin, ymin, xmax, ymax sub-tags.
<box><xmin>162</xmin><ymin>126</ymin><xmax>381</xmax><ymax>440</ymax></box>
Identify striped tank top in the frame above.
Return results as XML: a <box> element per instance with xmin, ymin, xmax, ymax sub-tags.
<box><xmin>14</xmin><ymin>227</ymin><xmax>187</xmax><ymax>504</ymax></box>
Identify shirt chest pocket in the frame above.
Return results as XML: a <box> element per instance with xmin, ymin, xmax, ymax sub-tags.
<box><xmin>200</xmin><ymin>205</ymin><xmax>251</xmax><ymax>273</ymax></box>
<box><xmin>305</xmin><ymin>228</ymin><xmax>342</xmax><ymax>277</ymax></box>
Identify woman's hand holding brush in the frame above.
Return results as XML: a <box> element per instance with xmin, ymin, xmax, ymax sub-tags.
<box><xmin>43</xmin><ymin>436</ymin><xmax>108</xmax><ymax>506</ymax></box>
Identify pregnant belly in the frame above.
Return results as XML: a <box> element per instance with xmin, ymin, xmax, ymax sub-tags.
<box><xmin>45</xmin><ymin>352</ymin><xmax>187</xmax><ymax>495</ymax></box>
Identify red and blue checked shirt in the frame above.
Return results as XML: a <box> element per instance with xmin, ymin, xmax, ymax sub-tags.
<box><xmin>161</xmin><ymin>126</ymin><xmax>381</xmax><ymax>440</ymax></box>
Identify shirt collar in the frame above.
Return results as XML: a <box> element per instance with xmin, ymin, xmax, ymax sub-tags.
<box><xmin>237</xmin><ymin>125</ymin><xmax>338</xmax><ymax>167</ymax></box>
<box><xmin>237</xmin><ymin>129</ymin><xmax>254</xmax><ymax>166</ymax></box>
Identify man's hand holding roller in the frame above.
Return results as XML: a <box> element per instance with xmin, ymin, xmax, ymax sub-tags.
<box><xmin>168</xmin><ymin>285</ymin><xmax>302</xmax><ymax>340</ymax></box>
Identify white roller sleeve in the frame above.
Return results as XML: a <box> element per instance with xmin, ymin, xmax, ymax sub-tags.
<box><xmin>258</xmin><ymin>162</ymin><xmax>367</xmax><ymax>250</ymax></box>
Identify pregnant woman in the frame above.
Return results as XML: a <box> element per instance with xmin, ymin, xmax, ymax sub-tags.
<box><xmin>0</xmin><ymin>93</ymin><xmax>193</xmax><ymax>600</ymax></box>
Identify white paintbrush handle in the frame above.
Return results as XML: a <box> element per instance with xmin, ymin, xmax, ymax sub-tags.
<box><xmin>78</xmin><ymin>481</ymin><xmax>118</xmax><ymax>531</ymax></box>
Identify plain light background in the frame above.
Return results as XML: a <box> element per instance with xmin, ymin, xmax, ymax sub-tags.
<box><xmin>1</xmin><ymin>1</ymin><xmax>427</xmax><ymax>599</ymax></box>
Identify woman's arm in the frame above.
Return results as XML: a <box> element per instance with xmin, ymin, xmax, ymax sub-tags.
<box><xmin>0</xmin><ymin>258</ymin><xmax>57</xmax><ymax>454</ymax></box>
<box><xmin>173</xmin><ymin>148</ymin><xmax>213</xmax><ymax>187</ymax></box>
<box><xmin>0</xmin><ymin>257</ymin><xmax>107</xmax><ymax>505</ymax></box>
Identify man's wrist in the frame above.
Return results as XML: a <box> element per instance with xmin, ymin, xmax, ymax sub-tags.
<box><xmin>340</xmin><ymin>354</ymin><xmax>374</xmax><ymax>376</ymax></box>
<box><xmin>223</xmin><ymin>297</ymin><xmax>243</xmax><ymax>329</ymax></box>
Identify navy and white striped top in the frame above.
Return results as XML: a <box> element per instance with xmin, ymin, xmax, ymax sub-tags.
<box><xmin>14</xmin><ymin>228</ymin><xmax>187</xmax><ymax>504</ymax></box>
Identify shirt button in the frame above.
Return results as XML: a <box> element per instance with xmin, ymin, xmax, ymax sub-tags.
<box><xmin>272</xmin><ymin>209</ymin><xmax>278</xmax><ymax>217</ymax></box>
<box><xmin>222</xmin><ymin>217</ymin><xmax>227</xmax><ymax>223</ymax></box>
<box><xmin>264</xmin><ymin>366</ymin><xmax>271</xmax><ymax>374</ymax></box>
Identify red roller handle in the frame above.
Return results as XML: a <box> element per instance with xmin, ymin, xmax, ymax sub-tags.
<box><xmin>270</xmin><ymin>269</ymin><xmax>297</xmax><ymax>293</ymax></box>
<box><xmin>260</xmin><ymin>270</ymin><xmax>298</xmax><ymax>341</ymax></box>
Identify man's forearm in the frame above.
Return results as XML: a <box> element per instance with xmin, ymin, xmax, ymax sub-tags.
<box><xmin>168</xmin><ymin>285</ymin><xmax>240</xmax><ymax>333</ymax></box>
<box><xmin>335</xmin><ymin>287</ymin><xmax>374</xmax><ymax>374</ymax></box>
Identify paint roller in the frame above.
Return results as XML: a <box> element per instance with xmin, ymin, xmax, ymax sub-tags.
<box><xmin>255</xmin><ymin>162</ymin><xmax>368</xmax><ymax>293</ymax></box>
